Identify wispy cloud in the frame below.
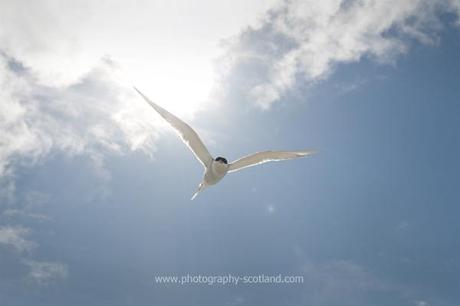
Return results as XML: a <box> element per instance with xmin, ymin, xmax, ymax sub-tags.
<box><xmin>1</xmin><ymin>191</ymin><xmax>51</xmax><ymax>223</ymax></box>
<box><xmin>220</xmin><ymin>0</ymin><xmax>460</xmax><ymax>109</ymax></box>
<box><xmin>300</xmin><ymin>260</ymin><xmax>387</xmax><ymax>305</ymax></box>
<box><xmin>0</xmin><ymin>190</ymin><xmax>68</xmax><ymax>286</ymax></box>
<box><xmin>0</xmin><ymin>226</ymin><xmax>37</xmax><ymax>253</ymax></box>
<box><xmin>24</xmin><ymin>260</ymin><xmax>68</xmax><ymax>285</ymax></box>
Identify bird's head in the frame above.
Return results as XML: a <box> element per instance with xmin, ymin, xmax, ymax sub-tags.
<box><xmin>215</xmin><ymin>156</ymin><xmax>228</xmax><ymax>164</ymax></box>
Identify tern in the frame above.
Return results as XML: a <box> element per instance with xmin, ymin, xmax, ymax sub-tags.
<box><xmin>134</xmin><ymin>87</ymin><xmax>315</xmax><ymax>200</ymax></box>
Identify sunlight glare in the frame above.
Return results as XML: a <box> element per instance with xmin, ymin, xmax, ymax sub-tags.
<box><xmin>123</xmin><ymin>57</ymin><xmax>215</xmax><ymax>119</ymax></box>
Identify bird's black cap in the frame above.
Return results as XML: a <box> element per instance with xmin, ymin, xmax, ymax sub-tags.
<box><xmin>215</xmin><ymin>156</ymin><xmax>228</xmax><ymax>164</ymax></box>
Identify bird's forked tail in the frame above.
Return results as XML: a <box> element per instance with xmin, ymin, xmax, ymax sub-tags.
<box><xmin>191</xmin><ymin>182</ymin><xmax>207</xmax><ymax>200</ymax></box>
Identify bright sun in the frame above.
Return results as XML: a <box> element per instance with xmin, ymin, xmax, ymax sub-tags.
<box><xmin>123</xmin><ymin>57</ymin><xmax>215</xmax><ymax>119</ymax></box>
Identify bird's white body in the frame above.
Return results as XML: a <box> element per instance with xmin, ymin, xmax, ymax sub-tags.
<box><xmin>204</xmin><ymin>160</ymin><xmax>229</xmax><ymax>186</ymax></box>
<box><xmin>134</xmin><ymin>87</ymin><xmax>316</xmax><ymax>200</ymax></box>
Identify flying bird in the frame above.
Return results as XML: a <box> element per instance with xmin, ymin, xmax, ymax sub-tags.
<box><xmin>134</xmin><ymin>87</ymin><xmax>315</xmax><ymax>200</ymax></box>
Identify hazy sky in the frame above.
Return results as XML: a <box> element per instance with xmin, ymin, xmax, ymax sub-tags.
<box><xmin>1</xmin><ymin>1</ymin><xmax>460</xmax><ymax>305</ymax></box>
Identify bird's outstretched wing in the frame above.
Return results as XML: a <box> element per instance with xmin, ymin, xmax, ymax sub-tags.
<box><xmin>134</xmin><ymin>87</ymin><xmax>213</xmax><ymax>168</ymax></box>
<box><xmin>228</xmin><ymin>150</ymin><xmax>316</xmax><ymax>173</ymax></box>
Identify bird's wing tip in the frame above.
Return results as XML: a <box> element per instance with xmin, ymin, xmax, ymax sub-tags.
<box><xmin>299</xmin><ymin>150</ymin><xmax>318</xmax><ymax>156</ymax></box>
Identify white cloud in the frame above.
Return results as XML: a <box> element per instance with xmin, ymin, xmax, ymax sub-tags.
<box><xmin>0</xmin><ymin>226</ymin><xmax>37</xmax><ymax>253</ymax></box>
<box><xmin>0</xmin><ymin>54</ymin><xmax>160</xmax><ymax>178</ymax></box>
<box><xmin>25</xmin><ymin>260</ymin><xmax>68</xmax><ymax>285</ymax></box>
<box><xmin>222</xmin><ymin>0</ymin><xmax>460</xmax><ymax>108</ymax></box>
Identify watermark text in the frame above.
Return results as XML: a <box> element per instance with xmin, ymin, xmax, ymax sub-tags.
<box><xmin>154</xmin><ymin>274</ymin><xmax>304</xmax><ymax>286</ymax></box>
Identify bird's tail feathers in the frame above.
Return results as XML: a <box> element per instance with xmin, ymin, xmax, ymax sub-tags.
<box><xmin>191</xmin><ymin>182</ymin><xmax>207</xmax><ymax>200</ymax></box>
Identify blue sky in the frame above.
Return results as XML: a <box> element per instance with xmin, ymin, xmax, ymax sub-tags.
<box><xmin>1</xmin><ymin>1</ymin><xmax>460</xmax><ymax>305</ymax></box>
